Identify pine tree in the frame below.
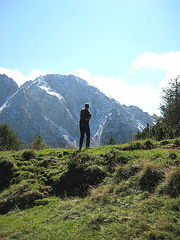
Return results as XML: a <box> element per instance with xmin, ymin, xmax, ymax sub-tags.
<box><xmin>0</xmin><ymin>123</ymin><xmax>23</xmax><ymax>151</ymax></box>
<box><xmin>135</xmin><ymin>76</ymin><xmax>180</xmax><ymax>140</ymax></box>
<box><xmin>161</xmin><ymin>75</ymin><xmax>180</xmax><ymax>126</ymax></box>
<box><xmin>29</xmin><ymin>134</ymin><xmax>47</xmax><ymax>150</ymax></box>
<box><xmin>108</xmin><ymin>136</ymin><xmax>115</xmax><ymax>145</ymax></box>
<box><xmin>160</xmin><ymin>76</ymin><xmax>180</xmax><ymax>138</ymax></box>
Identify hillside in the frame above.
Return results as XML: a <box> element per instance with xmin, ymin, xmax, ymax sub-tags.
<box><xmin>0</xmin><ymin>139</ymin><xmax>180</xmax><ymax>239</ymax></box>
<box><xmin>0</xmin><ymin>74</ymin><xmax>156</xmax><ymax>148</ymax></box>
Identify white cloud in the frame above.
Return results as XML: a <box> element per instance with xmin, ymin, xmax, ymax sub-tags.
<box><xmin>74</xmin><ymin>68</ymin><xmax>161</xmax><ymax>115</ymax></box>
<box><xmin>131</xmin><ymin>51</ymin><xmax>180</xmax><ymax>87</ymax></box>
<box><xmin>3</xmin><ymin>49</ymin><xmax>178</xmax><ymax>116</ymax></box>
<box><xmin>0</xmin><ymin>67</ymin><xmax>27</xmax><ymax>86</ymax></box>
<box><xmin>128</xmin><ymin>69</ymin><xmax>136</xmax><ymax>75</ymax></box>
<box><xmin>0</xmin><ymin>67</ymin><xmax>48</xmax><ymax>86</ymax></box>
<box><xmin>27</xmin><ymin>69</ymin><xmax>47</xmax><ymax>81</ymax></box>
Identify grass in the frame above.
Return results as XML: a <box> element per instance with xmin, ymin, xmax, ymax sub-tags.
<box><xmin>0</xmin><ymin>138</ymin><xmax>180</xmax><ymax>239</ymax></box>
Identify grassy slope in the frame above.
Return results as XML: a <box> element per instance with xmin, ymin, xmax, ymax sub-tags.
<box><xmin>0</xmin><ymin>139</ymin><xmax>180</xmax><ymax>240</ymax></box>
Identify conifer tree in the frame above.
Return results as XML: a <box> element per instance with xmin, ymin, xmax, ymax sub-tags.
<box><xmin>160</xmin><ymin>75</ymin><xmax>180</xmax><ymax>138</ymax></box>
<box><xmin>29</xmin><ymin>134</ymin><xmax>47</xmax><ymax>150</ymax></box>
<box><xmin>135</xmin><ymin>76</ymin><xmax>180</xmax><ymax>140</ymax></box>
<box><xmin>0</xmin><ymin>123</ymin><xmax>23</xmax><ymax>151</ymax></box>
<box><xmin>108</xmin><ymin>136</ymin><xmax>115</xmax><ymax>145</ymax></box>
<box><xmin>161</xmin><ymin>75</ymin><xmax>180</xmax><ymax>126</ymax></box>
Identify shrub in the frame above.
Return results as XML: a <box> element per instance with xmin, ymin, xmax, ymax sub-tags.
<box><xmin>144</xmin><ymin>140</ymin><xmax>154</xmax><ymax>150</ymax></box>
<box><xmin>22</xmin><ymin>150</ymin><xmax>36</xmax><ymax>160</ymax></box>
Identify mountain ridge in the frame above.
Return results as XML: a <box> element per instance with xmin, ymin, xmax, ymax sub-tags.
<box><xmin>0</xmin><ymin>73</ymin><xmax>156</xmax><ymax>148</ymax></box>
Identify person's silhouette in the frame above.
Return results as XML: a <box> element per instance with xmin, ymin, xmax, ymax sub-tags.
<box><xmin>79</xmin><ymin>103</ymin><xmax>92</xmax><ymax>151</ymax></box>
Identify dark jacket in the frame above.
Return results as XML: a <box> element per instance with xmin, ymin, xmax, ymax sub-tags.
<box><xmin>80</xmin><ymin>108</ymin><xmax>92</xmax><ymax>126</ymax></box>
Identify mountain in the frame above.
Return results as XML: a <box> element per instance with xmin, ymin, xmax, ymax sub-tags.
<box><xmin>0</xmin><ymin>74</ymin><xmax>18</xmax><ymax>108</ymax></box>
<box><xmin>123</xmin><ymin>105</ymin><xmax>157</xmax><ymax>130</ymax></box>
<box><xmin>0</xmin><ymin>74</ymin><xmax>156</xmax><ymax>148</ymax></box>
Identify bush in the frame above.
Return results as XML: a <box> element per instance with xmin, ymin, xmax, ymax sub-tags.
<box><xmin>144</xmin><ymin>140</ymin><xmax>154</xmax><ymax>150</ymax></box>
<box><xmin>22</xmin><ymin>150</ymin><xmax>36</xmax><ymax>160</ymax></box>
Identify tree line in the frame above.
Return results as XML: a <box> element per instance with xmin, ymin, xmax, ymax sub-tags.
<box><xmin>135</xmin><ymin>76</ymin><xmax>180</xmax><ymax>140</ymax></box>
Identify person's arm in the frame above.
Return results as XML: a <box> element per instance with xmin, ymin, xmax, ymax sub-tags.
<box><xmin>88</xmin><ymin>114</ymin><xmax>92</xmax><ymax>120</ymax></box>
<box><xmin>86</xmin><ymin>111</ymin><xmax>92</xmax><ymax>120</ymax></box>
<box><xmin>86</xmin><ymin>116</ymin><xmax>91</xmax><ymax>120</ymax></box>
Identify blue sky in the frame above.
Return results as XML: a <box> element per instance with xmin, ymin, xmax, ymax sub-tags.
<box><xmin>0</xmin><ymin>0</ymin><xmax>180</xmax><ymax>115</ymax></box>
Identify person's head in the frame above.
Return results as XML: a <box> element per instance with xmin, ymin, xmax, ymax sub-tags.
<box><xmin>85</xmin><ymin>103</ymin><xmax>90</xmax><ymax>109</ymax></box>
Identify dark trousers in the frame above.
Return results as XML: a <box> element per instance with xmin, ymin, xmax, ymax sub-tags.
<box><xmin>79</xmin><ymin>124</ymin><xmax>90</xmax><ymax>149</ymax></box>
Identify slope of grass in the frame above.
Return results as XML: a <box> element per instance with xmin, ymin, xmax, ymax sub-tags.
<box><xmin>0</xmin><ymin>138</ymin><xmax>180</xmax><ymax>239</ymax></box>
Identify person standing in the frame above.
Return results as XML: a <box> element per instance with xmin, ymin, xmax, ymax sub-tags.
<box><xmin>79</xmin><ymin>103</ymin><xmax>92</xmax><ymax>151</ymax></box>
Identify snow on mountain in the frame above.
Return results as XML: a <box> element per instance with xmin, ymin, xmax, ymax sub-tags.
<box><xmin>0</xmin><ymin>74</ymin><xmax>156</xmax><ymax>148</ymax></box>
<box><xmin>0</xmin><ymin>91</ymin><xmax>18</xmax><ymax>114</ymax></box>
<box><xmin>0</xmin><ymin>74</ymin><xmax>18</xmax><ymax>107</ymax></box>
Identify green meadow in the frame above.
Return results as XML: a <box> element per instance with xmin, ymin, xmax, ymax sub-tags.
<box><xmin>0</xmin><ymin>139</ymin><xmax>180</xmax><ymax>239</ymax></box>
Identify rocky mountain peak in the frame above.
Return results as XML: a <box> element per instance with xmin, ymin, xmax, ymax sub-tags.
<box><xmin>0</xmin><ymin>74</ymin><xmax>155</xmax><ymax>148</ymax></box>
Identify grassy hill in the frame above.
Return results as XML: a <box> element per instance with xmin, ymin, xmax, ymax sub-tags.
<box><xmin>0</xmin><ymin>138</ymin><xmax>180</xmax><ymax>240</ymax></box>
